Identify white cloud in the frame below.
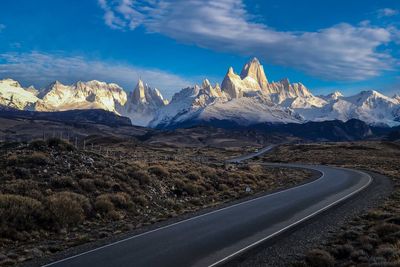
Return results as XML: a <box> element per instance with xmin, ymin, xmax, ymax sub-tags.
<box><xmin>377</xmin><ymin>8</ymin><xmax>399</xmax><ymax>18</ymax></box>
<box><xmin>0</xmin><ymin>51</ymin><xmax>193</xmax><ymax>99</ymax></box>
<box><xmin>0</xmin><ymin>24</ymin><xmax>5</xmax><ymax>32</ymax></box>
<box><xmin>98</xmin><ymin>0</ymin><xmax>397</xmax><ymax>81</ymax></box>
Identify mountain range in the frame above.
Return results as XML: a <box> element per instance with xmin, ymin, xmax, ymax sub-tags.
<box><xmin>1</xmin><ymin>57</ymin><xmax>399</xmax><ymax>128</ymax></box>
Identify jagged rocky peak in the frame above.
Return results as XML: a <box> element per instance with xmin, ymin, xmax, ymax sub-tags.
<box><xmin>240</xmin><ymin>57</ymin><xmax>268</xmax><ymax>89</ymax></box>
<box><xmin>221</xmin><ymin>64</ymin><xmax>260</xmax><ymax>99</ymax></box>
<box><xmin>198</xmin><ymin>79</ymin><xmax>219</xmax><ymax>97</ymax></box>
<box><xmin>130</xmin><ymin>79</ymin><xmax>167</xmax><ymax>107</ymax></box>
<box><xmin>132</xmin><ymin>79</ymin><xmax>147</xmax><ymax>104</ymax></box>
<box><xmin>202</xmin><ymin>79</ymin><xmax>211</xmax><ymax>88</ymax></box>
<box><xmin>280</xmin><ymin>78</ymin><xmax>290</xmax><ymax>87</ymax></box>
<box><xmin>221</xmin><ymin>57</ymin><xmax>271</xmax><ymax>99</ymax></box>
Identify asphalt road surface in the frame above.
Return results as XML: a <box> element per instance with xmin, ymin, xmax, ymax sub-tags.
<box><xmin>43</xmin><ymin>147</ymin><xmax>372</xmax><ymax>267</ymax></box>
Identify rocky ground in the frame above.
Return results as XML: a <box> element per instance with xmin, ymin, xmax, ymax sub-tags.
<box><xmin>258</xmin><ymin>141</ymin><xmax>400</xmax><ymax>267</ymax></box>
<box><xmin>0</xmin><ymin>138</ymin><xmax>312</xmax><ymax>266</ymax></box>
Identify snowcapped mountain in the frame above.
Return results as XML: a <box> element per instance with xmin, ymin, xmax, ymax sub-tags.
<box><xmin>304</xmin><ymin>90</ymin><xmax>400</xmax><ymax>126</ymax></box>
<box><xmin>121</xmin><ymin>79</ymin><xmax>168</xmax><ymax>126</ymax></box>
<box><xmin>1</xmin><ymin>57</ymin><xmax>399</xmax><ymax>128</ymax></box>
<box><xmin>149</xmin><ymin>79</ymin><xmax>230</xmax><ymax>128</ymax></box>
<box><xmin>0</xmin><ymin>78</ymin><xmax>167</xmax><ymax>126</ymax></box>
<box><xmin>150</xmin><ymin>59</ymin><xmax>305</xmax><ymax>128</ymax></box>
<box><xmin>35</xmin><ymin>80</ymin><xmax>127</xmax><ymax>113</ymax></box>
<box><xmin>0</xmin><ymin>79</ymin><xmax>38</xmax><ymax>110</ymax></box>
<box><xmin>150</xmin><ymin>58</ymin><xmax>400</xmax><ymax>128</ymax></box>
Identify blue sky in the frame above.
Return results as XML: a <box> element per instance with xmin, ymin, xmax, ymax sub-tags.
<box><xmin>0</xmin><ymin>0</ymin><xmax>399</xmax><ymax>98</ymax></box>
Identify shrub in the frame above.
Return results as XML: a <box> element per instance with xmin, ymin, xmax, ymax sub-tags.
<box><xmin>47</xmin><ymin>138</ymin><xmax>74</xmax><ymax>151</ymax></box>
<box><xmin>183</xmin><ymin>183</ymin><xmax>200</xmax><ymax>196</ymax></box>
<box><xmin>76</xmin><ymin>171</ymin><xmax>94</xmax><ymax>180</ymax></box>
<box><xmin>374</xmin><ymin>223</ymin><xmax>400</xmax><ymax>238</ymax></box>
<box><xmin>13</xmin><ymin>167</ymin><xmax>31</xmax><ymax>179</ymax></box>
<box><xmin>5</xmin><ymin>154</ymin><xmax>18</xmax><ymax>166</ymax></box>
<box><xmin>148</xmin><ymin>165</ymin><xmax>169</xmax><ymax>177</ymax></box>
<box><xmin>0</xmin><ymin>194</ymin><xmax>44</xmax><ymax>232</ymax></box>
<box><xmin>29</xmin><ymin>140</ymin><xmax>47</xmax><ymax>151</ymax></box>
<box><xmin>186</xmin><ymin>172</ymin><xmax>202</xmax><ymax>181</ymax></box>
<box><xmin>218</xmin><ymin>184</ymin><xmax>230</xmax><ymax>192</ymax></box>
<box><xmin>22</xmin><ymin>152</ymin><xmax>49</xmax><ymax>166</ymax></box>
<box><xmin>108</xmin><ymin>192</ymin><xmax>131</xmax><ymax>209</ymax></box>
<box><xmin>332</xmin><ymin>244</ymin><xmax>354</xmax><ymax>259</ymax></box>
<box><xmin>95</xmin><ymin>196</ymin><xmax>114</xmax><ymax>214</ymax></box>
<box><xmin>128</xmin><ymin>170</ymin><xmax>151</xmax><ymax>185</ymax></box>
<box><xmin>47</xmin><ymin>192</ymin><xmax>91</xmax><ymax>227</ymax></box>
<box><xmin>79</xmin><ymin>179</ymin><xmax>97</xmax><ymax>192</ymax></box>
<box><xmin>95</xmin><ymin>193</ymin><xmax>132</xmax><ymax>213</ymax></box>
<box><xmin>305</xmin><ymin>249</ymin><xmax>335</xmax><ymax>267</ymax></box>
<box><xmin>133</xmin><ymin>195</ymin><xmax>147</xmax><ymax>206</ymax></box>
<box><xmin>376</xmin><ymin>244</ymin><xmax>398</xmax><ymax>260</ymax></box>
<box><xmin>51</xmin><ymin>176</ymin><xmax>75</xmax><ymax>188</ymax></box>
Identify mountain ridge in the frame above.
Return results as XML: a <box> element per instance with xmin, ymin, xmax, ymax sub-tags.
<box><xmin>1</xmin><ymin>57</ymin><xmax>399</xmax><ymax>128</ymax></box>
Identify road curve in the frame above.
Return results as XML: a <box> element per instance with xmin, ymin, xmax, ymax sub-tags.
<box><xmin>43</xmin><ymin>147</ymin><xmax>372</xmax><ymax>267</ymax></box>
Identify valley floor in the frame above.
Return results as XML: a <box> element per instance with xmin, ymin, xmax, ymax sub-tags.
<box><xmin>0</xmin><ymin>138</ymin><xmax>313</xmax><ymax>267</ymax></box>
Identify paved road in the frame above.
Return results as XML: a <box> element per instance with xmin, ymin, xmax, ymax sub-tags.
<box><xmin>43</xmin><ymin>147</ymin><xmax>372</xmax><ymax>267</ymax></box>
<box><xmin>225</xmin><ymin>145</ymin><xmax>277</xmax><ymax>163</ymax></box>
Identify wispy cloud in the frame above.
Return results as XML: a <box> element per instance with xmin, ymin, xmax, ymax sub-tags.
<box><xmin>98</xmin><ymin>0</ymin><xmax>398</xmax><ymax>82</ymax></box>
<box><xmin>0</xmin><ymin>51</ymin><xmax>193</xmax><ymax>99</ymax></box>
<box><xmin>377</xmin><ymin>8</ymin><xmax>399</xmax><ymax>18</ymax></box>
<box><xmin>0</xmin><ymin>24</ymin><xmax>5</xmax><ymax>32</ymax></box>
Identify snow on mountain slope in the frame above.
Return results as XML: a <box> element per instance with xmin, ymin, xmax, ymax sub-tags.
<box><xmin>149</xmin><ymin>80</ymin><xmax>228</xmax><ymax>128</ymax></box>
<box><xmin>199</xmin><ymin>95</ymin><xmax>303</xmax><ymax>126</ymax></box>
<box><xmin>36</xmin><ymin>80</ymin><xmax>127</xmax><ymax>113</ymax></box>
<box><xmin>299</xmin><ymin>90</ymin><xmax>400</xmax><ymax>126</ymax></box>
<box><xmin>0</xmin><ymin>79</ymin><xmax>38</xmax><ymax>110</ymax></box>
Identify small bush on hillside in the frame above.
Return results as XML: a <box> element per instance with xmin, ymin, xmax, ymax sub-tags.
<box><xmin>305</xmin><ymin>249</ymin><xmax>335</xmax><ymax>267</ymax></box>
<box><xmin>47</xmin><ymin>138</ymin><xmax>74</xmax><ymax>151</ymax></box>
<box><xmin>133</xmin><ymin>195</ymin><xmax>147</xmax><ymax>206</ymax></box>
<box><xmin>183</xmin><ymin>183</ymin><xmax>202</xmax><ymax>196</ymax></box>
<box><xmin>128</xmin><ymin>170</ymin><xmax>151</xmax><ymax>185</ymax></box>
<box><xmin>97</xmin><ymin>193</ymin><xmax>132</xmax><ymax>210</ymax></box>
<box><xmin>0</xmin><ymin>194</ymin><xmax>44</xmax><ymax>232</ymax></box>
<box><xmin>95</xmin><ymin>196</ymin><xmax>114</xmax><ymax>214</ymax></box>
<box><xmin>29</xmin><ymin>140</ymin><xmax>47</xmax><ymax>151</ymax></box>
<box><xmin>13</xmin><ymin>167</ymin><xmax>31</xmax><ymax>179</ymax></box>
<box><xmin>21</xmin><ymin>152</ymin><xmax>49</xmax><ymax>166</ymax></box>
<box><xmin>376</xmin><ymin>244</ymin><xmax>398</xmax><ymax>261</ymax></box>
<box><xmin>51</xmin><ymin>176</ymin><xmax>75</xmax><ymax>189</ymax></box>
<box><xmin>76</xmin><ymin>171</ymin><xmax>94</xmax><ymax>180</ymax></box>
<box><xmin>79</xmin><ymin>179</ymin><xmax>97</xmax><ymax>192</ymax></box>
<box><xmin>374</xmin><ymin>223</ymin><xmax>400</xmax><ymax>238</ymax></box>
<box><xmin>186</xmin><ymin>172</ymin><xmax>201</xmax><ymax>181</ymax></box>
<box><xmin>47</xmin><ymin>192</ymin><xmax>91</xmax><ymax>228</ymax></box>
<box><xmin>332</xmin><ymin>244</ymin><xmax>354</xmax><ymax>259</ymax></box>
<box><xmin>148</xmin><ymin>165</ymin><xmax>169</xmax><ymax>177</ymax></box>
